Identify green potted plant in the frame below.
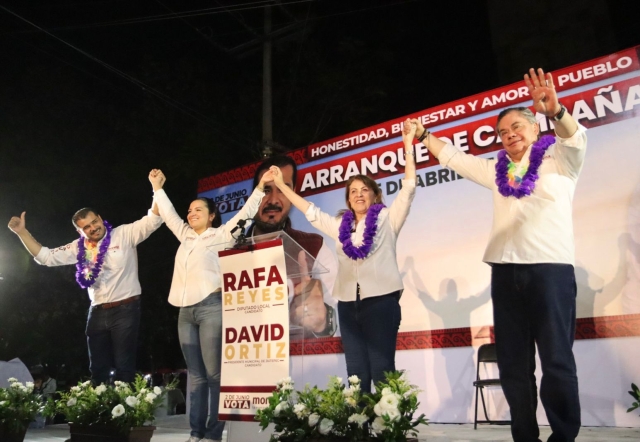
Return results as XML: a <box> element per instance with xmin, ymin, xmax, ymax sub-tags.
<box><xmin>46</xmin><ymin>374</ymin><xmax>175</xmax><ymax>442</ymax></box>
<box><xmin>256</xmin><ymin>372</ymin><xmax>428</xmax><ymax>442</ymax></box>
<box><xmin>0</xmin><ymin>378</ymin><xmax>42</xmax><ymax>442</ymax></box>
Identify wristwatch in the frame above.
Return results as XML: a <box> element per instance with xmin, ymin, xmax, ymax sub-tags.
<box><xmin>311</xmin><ymin>304</ymin><xmax>338</xmax><ymax>338</ymax></box>
<box><xmin>552</xmin><ymin>103</ymin><xmax>566</xmax><ymax>121</ymax></box>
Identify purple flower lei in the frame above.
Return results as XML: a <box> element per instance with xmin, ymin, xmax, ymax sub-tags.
<box><xmin>75</xmin><ymin>220</ymin><xmax>112</xmax><ymax>289</ymax></box>
<box><xmin>338</xmin><ymin>204</ymin><xmax>385</xmax><ymax>260</ymax></box>
<box><xmin>495</xmin><ymin>135</ymin><xmax>555</xmax><ymax>198</ymax></box>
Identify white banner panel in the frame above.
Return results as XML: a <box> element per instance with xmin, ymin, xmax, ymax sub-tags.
<box><xmin>218</xmin><ymin>239</ymin><xmax>290</xmax><ymax>421</ymax></box>
<box><xmin>201</xmin><ymin>47</ymin><xmax>640</xmax><ymax>427</ymax></box>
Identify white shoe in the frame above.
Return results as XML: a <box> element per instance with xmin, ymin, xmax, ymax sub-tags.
<box><xmin>201</xmin><ymin>439</ymin><xmax>220</xmax><ymax>442</ymax></box>
<box><xmin>186</xmin><ymin>438</ymin><xmax>201</xmax><ymax>442</ymax></box>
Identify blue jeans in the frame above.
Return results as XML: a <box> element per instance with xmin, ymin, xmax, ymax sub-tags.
<box><xmin>85</xmin><ymin>297</ymin><xmax>141</xmax><ymax>384</ymax></box>
<box><xmin>338</xmin><ymin>290</ymin><xmax>401</xmax><ymax>394</ymax></box>
<box><xmin>491</xmin><ymin>264</ymin><xmax>581</xmax><ymax>442</ymax></box>
<box><xmin>178</xmin><ymin>292</ymin><xmax>225</xmax><ymax>440</ymax></box>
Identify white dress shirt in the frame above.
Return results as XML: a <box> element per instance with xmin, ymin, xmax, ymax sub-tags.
<box><xmin>437</xmin><ymin>124</ymin><xmax>587</xmax><ymax>265</ymax></box>
<box><xmin>305</xmin><ymin>179</ymin><xmax>416</xmax><ymax>301</ymax></box>
<box><xmin>154</xmin><ymin>187</ymin><xmax>265</xmax><ymax>307</ymax></box>
<box><xmin>34</xmin><ymin>209</ymin><xmax>163</xmax><ymax>306</ymax></box>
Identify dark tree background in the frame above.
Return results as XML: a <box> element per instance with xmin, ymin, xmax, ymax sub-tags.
<box><xmin>0</xmin><ymin>0</ymin><xmax>637</xmax><ymax>384</ymax></box>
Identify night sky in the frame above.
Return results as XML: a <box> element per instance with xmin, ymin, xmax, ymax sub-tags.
<box><xmin>0</xmin><ymin>0</ymin><xmax>638</xmax><ymax>379</ymax></box>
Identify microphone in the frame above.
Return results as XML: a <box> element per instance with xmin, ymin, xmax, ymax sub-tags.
<box><xmin>231</xmin><ymin>219</ymin><xmax>252</xmax><ymax>248</ymax></box>
<box><xmin>231</xmin><ymin>219</ymin><xmax>247</xmax><ymax>234</ymax></box>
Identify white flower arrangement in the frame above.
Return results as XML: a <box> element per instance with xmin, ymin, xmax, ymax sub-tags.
<box><xmin>317</xmin><ymin>417</ymin><xmax>334</xmax><ymax>435</ymax></box>
<box><xmin>347</xmin><ymin>412</ymin><xmax>369</xmax><ymax>427</ymax></box>
<box><xmin>364</xmin><ymin>372</ymin><xmax>429</xmax><ymax>441</ymax></box>
<box><xmin>0</xmin><ymin>378</ymin><xmax>42</xmax><ymax>434</ymax></box>
<box><xmin>125</xmin><ymin>396</ymin><xmax>139</xmax><ymax>408</ymax></box>
<box><xmin>371</xmin><ymin>416</ymin><xmax>387</xmax><ymax>434</ymax></box>
<box><xmin>308</xmin><ymin>412</ymin><xmax>321</xmax><ymax>427</ymax></box>
<box><xmin>256</xmin><ymin>371</ymin><xmax>428</xmax><ymax>441</ymax></box>
<box><xmin>111</xmin><ymin>404</ymin><xmax>125</xmax><ymax>418</ymax></box>
<box><xmin>273</xmin><ymin>401</ymin><xmax>289</xmax><ymax>416</ymax></box>
<box><xmin>45</xmin><ymin>374</ymin><xmax>176</xmax><ymax>431</ymax></box>
<box><xmin>293</xmin><ymin>403</ymin><xmax>308</xmax><ymax>419</ymax></box>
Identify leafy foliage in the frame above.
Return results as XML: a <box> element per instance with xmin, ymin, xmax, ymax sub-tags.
<box><xmin>363</xmin><ymin>371</ymin><xmax>429</xmax><ymax>442</ymax></box>
<box><xmin>628</xmin><ymin>383</ymin><xmax>640</xmax><ymax>415</ymax></box>
<box><xmin>0</xmin><ymin>378</ymin><xmax>42</xmax><ymax>433</ymax></box>
<box><xmin>45</xmin><ymin>374</ymin><xmax>176</xmax><ymax>430</ymax></box>
<box><xmin>256</xmin><ymin>371</ymin><xmax>427</xmax><ymax>441</ymax></box>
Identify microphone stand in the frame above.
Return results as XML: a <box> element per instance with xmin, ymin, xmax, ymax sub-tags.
<box><xmin>231</xmin><ymin>219</ymin><xmax>252</xmax><ymax>250</ymax></box>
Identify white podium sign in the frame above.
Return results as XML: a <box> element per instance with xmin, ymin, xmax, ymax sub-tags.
<box><xmin>217</xmin><ymin>239</ymin><xmax>290</xmax><ymax>421</ymax></box>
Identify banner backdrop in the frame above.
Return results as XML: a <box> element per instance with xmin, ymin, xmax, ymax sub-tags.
<box><xmin>218</xmin><ymin>240</ymin><xmax>290</xmax><ymax>421</ymax></box>
<box><xmin>201</xmin><ymin>47</ymin><xmax>640</xmax><ymax>426</ymax></box>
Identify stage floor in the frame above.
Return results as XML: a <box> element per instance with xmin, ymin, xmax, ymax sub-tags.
<box><xmin>23</xmin><ymin>416</ymin><xmax>640</xmax><ymax>441</ymax></box>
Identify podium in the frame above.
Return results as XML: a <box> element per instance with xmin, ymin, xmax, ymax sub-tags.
<box><xmin>211</xmin><ymin>231</ymin><xmax>331</xmax><ymax>440</ymax></box>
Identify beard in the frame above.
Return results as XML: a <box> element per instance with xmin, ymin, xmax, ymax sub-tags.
<box><xmin>252</xmin><ymin>213</ymin><xmax>288</xmax><ymax>234</ymax></box>
<box><xmin>87</xmin><ymin>227</ymin><xmax>106</xmax><ymax>242</ymax></box>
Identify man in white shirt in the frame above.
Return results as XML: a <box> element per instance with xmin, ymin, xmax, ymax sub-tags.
<box><xmin>410</xmin><ymin>68</ymin><xmax>584</xmax><ymax>442</ymax></box>
<box><xmin>247</xmin><ymin>155</ymin><xmax>338</xmax><ymax>338</ymax></box>
<box><xmin>8</xmin><ymin>205</ymin><xmax>163</xmax><ymax>384</ymax></box>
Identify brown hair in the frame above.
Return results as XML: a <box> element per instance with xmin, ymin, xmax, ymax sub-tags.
<box><xmin>343</xmin><ymin>175</ymin><xmax>383</xmax><ymax>212</ymax></box>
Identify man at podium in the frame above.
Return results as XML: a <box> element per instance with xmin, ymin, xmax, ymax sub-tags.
<box><xmin>247</xmin><ymin>155</ymin><xmax>338</xmax><ymax>339</ymax></box>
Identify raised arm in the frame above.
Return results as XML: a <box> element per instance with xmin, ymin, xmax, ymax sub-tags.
<box><xmin>149</xmin><ymin>169</ymin><xmax>190</xmax><ymax>241</ymax></box>
<box><xmin>9</xmin><ymin>212</ymin><xmax>78</xmax><ymax>266</ymax></box>
<box><xmin>147</xmin><ymin>169</ymin><xmax>162</xmax><ymax>216</ymax></box>
<box><xmin>149</xmin><ymin>168</ymin><xmax>166</xmax><ymax>193</ymax></box>
<box><xmin>224</xmin><ymin>168</ymin><xmax>274</xmax><ymax>230</ymax></box>
<box><xmin>524</xmin><ymin>67</ymin><xmax>578</xmax><ymax>138</ymax></box>
<box><xmin>256</xmin><ymin>168</ymin><xmax>275</xmax><ymax>193</ymax></box>
<box><xmin>107</xmin><ymin>170</ymin><xmax>163</xmax><ymax>246</ymax></box>
<box><xmin>412</xmin><ymin>120</ymin><xmax>495</xmax><ymax>188</ymax></box>
<box><xmin>401</xmin><ymin>118</ymin><xmax>417</xmax><ymax>180</ymax></box>
<box><xmin>8</xmin><ymin>212</ymin><xmax>43</xmax><ymax>257</ymax></box>
<box><xmin>270</xmin><ymin>166</ymin><xmax>311</xmax><ymax>214</ymax></box>
<box><xmin>410</xmin><ymin>118</ymin><xmax>447</xmax><ymax>159</ymax></box>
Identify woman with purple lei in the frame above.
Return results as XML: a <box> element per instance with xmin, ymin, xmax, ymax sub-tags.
<box><xmin>408</xmin><ymin>68</ymin><xmax>586</xmax><ymax>442</ymax></box>
<box><xmin>268</xmin><ymin>119</ymin><xmax>417</xmax><ymax>393</ymax></box>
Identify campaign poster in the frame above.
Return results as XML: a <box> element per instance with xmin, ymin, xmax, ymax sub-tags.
<box><xmin>218</xmin><ymin>240</ymin><xmax>290</xmax><ymax>421</ymax></box>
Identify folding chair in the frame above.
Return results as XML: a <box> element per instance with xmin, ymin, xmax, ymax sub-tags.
<box><xmin>473</xmin><ymin>343</ymin><xmax>511</xmax><ymax>429</ymax></box>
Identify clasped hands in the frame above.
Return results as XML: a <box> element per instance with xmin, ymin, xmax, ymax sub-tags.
<box><xmin>149</xmin><ymin>169</ymin><xmax>166</xmax><ymax>191</ymax></box>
